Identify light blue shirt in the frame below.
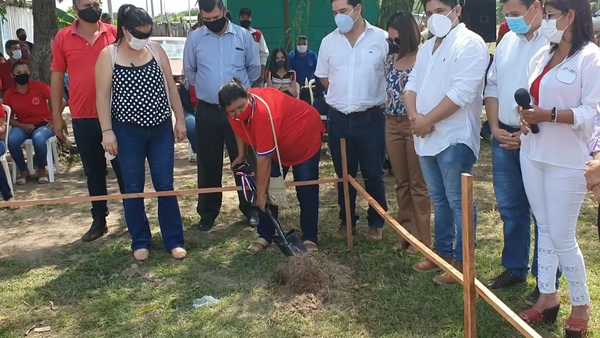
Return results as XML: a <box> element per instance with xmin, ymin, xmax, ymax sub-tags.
<box><xmin>183</xmin><ymin>21</ymin><xmax>261</xmax><ymax>104</ymax></box>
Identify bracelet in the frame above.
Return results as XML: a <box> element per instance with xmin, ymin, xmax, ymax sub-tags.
<box><xmin>102</xmin><ymin>128</ymin><xmax>113</xmax><ymax>133</ymax></box>
<box><xmin>552</xmin><ymin>107</ymin><xmax>558</xmax><ymax>123</ymax></box>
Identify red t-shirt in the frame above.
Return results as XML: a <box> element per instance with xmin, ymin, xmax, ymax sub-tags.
<box><xmin>228</xmin><ymin>88</ymin><xmax>324</xmax><ymax>167</ymax></box>
<box><xmin>497</xmin><ymin>20</ymin><xmax>509</xmax><ymax>43</ymax></box>
<box><xmin>51</xmin><ymin>21</ymin><xmax>117</xmax><ymax>119</ymax></box>
<box><xmin>0</xmin><ymin>61</ymin><xmax>16</xmax><ymax>92</ymax></box>
<box><xmin>530</xmin><ymin>65</ymin><xmax>553</xmax><ymax>105</ymax></box>
<box><xmin>0</xmin><ymin>104</ymin><xmax>6</xmax><ymax>120</ymax></box>
<box><xmin>4</xmin><ymin>81</ymin><xmax>51</xmax><ymax>125</ymax></box>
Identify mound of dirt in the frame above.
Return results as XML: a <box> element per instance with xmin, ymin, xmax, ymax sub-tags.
<box><xmin>275</xmin><ymin>255</ymin><xmax>330</xmax><ymax>301</ymax></box>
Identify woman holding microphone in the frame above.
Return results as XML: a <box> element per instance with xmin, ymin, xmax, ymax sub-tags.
<box><xmin>518</xmin><ymin>0</ymin><xmax>599</xmax><ymax>336</ymax></box>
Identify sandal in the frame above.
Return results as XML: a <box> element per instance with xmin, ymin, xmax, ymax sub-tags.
<box><xmin>565</xmin><ymin>317</ymin><xmax>589</xmax><ymax>338</ymax></box>
<box><xmin>248</xmin><ymin>238</ymin><xmax>269</xmax><ymax>255</ymax></box>
<box><xmin>37</xmin><ymin>176</ymin><xmax>49</xmax><ymax>184</ymax></box>
<box><xmin>519</xmin><ymin>305</ymin><xmax>560</xmax><ymax>325</ymax></box>
<box><xmin>171</xmin><ymin>247</ymin><xmax>187</xmax><ymax>260</ymax></box>
<box><xmin>303</xmin><ymin>240</ymin><xmax>318</xmax><ymax>254</ymax></box>
<box><xmin>133</xmin><ymin>248</ymin><xmax>150</xmax><ymax>262</ymax></box>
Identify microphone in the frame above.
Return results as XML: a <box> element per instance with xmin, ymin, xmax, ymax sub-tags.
<box><xmin>514</xmin><ymin>88</ymin><xmax>539</xmax><ymax>134</ymax></box>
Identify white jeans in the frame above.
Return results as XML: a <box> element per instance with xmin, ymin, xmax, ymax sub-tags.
<box><xmin>520</xmin><ymin>155</ymin><xmax>590</xmax><ymax>306</ymax></box>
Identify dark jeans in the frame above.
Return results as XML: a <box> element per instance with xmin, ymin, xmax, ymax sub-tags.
<box><xmin>258</xmin><ymin>151</ymin><xmax>320</xmax><ymax>243</ymax></box>
<box><xmin>195</xmin><ymin>101</ymin><xmax>252</xmax><ymax>221</ymax></box>
<box><xmin>72</xmin><ymin>118</ymin><xmax>124</xmax><ymax>220</ymax></box>
<box><xmin>419</xmin><ymin>143</ymin><xmax>477</xmax><ymax>263</ymax></box>
<box><xmin>113</xmin><ymin>120</ymin><xmax>184</xmax><ymax>251</ymax></box>
<box><xmin>492</xmin><ymin>136</ymin><xmax>532</xmax><ymax>279</ymax></box>
<box><xmin>327</xmin><ymin>106</ymin><xmax>387</xmax><ymax>228</ymax></box>
<box><xmin>0</xmin><ymin>141</ymin><xmax>12</xmax><ymax>201</ymax></box>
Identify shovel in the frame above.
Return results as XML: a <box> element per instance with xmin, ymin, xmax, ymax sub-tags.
<box><xmin>263</xmin><ymin>204</ymin><xmax>307</xmax><ymax>257</ymax></box>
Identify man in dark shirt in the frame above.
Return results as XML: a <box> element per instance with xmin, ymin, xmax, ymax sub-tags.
<box><xmin>289</xmin><ymin>35</ymin><xmax>317</xmax><ymax>85</ymax></box>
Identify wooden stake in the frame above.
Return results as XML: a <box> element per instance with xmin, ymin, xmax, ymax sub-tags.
<box><xmin>462</xmin><ymin>173</ymin><xmax>476</xmax><ymax>338</ymax></box>
<box><xmin>340</xmin><ymin>139</ymin><xmax>353</xmax><ymax>250</ymax></box>
<box><xmin>348</xmin><ymin>176</ymin><xmax>541</xmax><ymax>338</ymax></box>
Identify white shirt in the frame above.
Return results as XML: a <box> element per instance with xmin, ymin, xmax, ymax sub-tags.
<box><xmin>485</xmin><ymin>30</ymin><xmax>548</xmax><ymax>127</ymax></box>
<box><xmin>249</xmin><ymin>27</ymin><xmax>270</xmax><ymax>66</ymax></box>
<box><xmin>315</xmin><ymin>21</ymin><xmax>388</xmax><ymax>114</ymax></box>
<box><xmin>405</xmin><ymin>23</ymin><xmax>489</xmax><ymax>158</ymax></box>
<box><xmin>521</xmin><ymin>42</ymin><xmax>600</xmax><ymax>170</ymax></box>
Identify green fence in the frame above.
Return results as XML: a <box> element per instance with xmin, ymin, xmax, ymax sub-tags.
<box><xmin>227</xmin><ymin>0</ymin><xmax>380</xmax><ymax>53</ymax></box>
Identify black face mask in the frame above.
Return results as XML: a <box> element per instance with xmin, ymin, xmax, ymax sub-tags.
<box><xmin>387</xmin><ymin>38</ymin><xmax>401</xmax><ymax>55</ymax></box>
<box><xmin>240</xmin><ymin>20</ymin><xmax>252</xmax><ymax>29</ymax></box>
<box><xmin>18</xmin><ymin>34</ymin><xmax>27</xmax><ymax>42</ymax></box>
<box><xmin>275</xmin><ymin>60</ymin><xmax>286</xmax><ymax>69</ymax></box>
<box><xmin>15</xmin><ymin>74</ymin><xmax>29</xmax><ymax>86</ymax></box>
<box><xmin>205</xmin><ymin>16</ymin><xmax>227</xmax><ymax>34</ymax></box>
<box><xmin>78</xmin><ymin>6</ymin><xmax>102</xmax><ymax>23</ymax></box>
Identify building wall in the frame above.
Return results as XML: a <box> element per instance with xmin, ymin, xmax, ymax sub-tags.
<box><xmin>227</xmin><ymin>0</ymin><xmax>380</xmax><ymax>56</ymax></box>
<box><xmin>1</xmin><ymin>6</ymin><xmax>35</xmax><ymax>57</ymax></box>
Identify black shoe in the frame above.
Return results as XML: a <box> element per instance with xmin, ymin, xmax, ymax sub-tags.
<box><xmin>196</xmin><ymin>218</ymin><xmax>215</xmax><ymax>232</ymax></box>
<box><xmin>81</xmin><ymin>220</ymin><xmax>108</xmax><ymax>242</ymax></box>
<box><xmin>248</xmin><ymin>209</ymin><xmax>259</xmax><ymax>227</ymax></box>
<box><xmin>488</xmin><ymin>270</ymin><xmax>527</xmax><ymax>289</ymax></box>
<box><xmin>525</xmin><ymin>286</ymin><xmax>540</xmax><ymax>306</ymax></box>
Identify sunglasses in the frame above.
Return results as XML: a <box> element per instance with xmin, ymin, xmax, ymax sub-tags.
<box><xmin>128</xmin><ymin>28</ymin><xmax>153</xmax><ymax>39</ymax></box>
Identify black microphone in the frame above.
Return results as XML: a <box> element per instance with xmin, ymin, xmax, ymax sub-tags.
<box><xmin>514</xmin><ymin>88</ymin><xmax>539</xmax><ymax>134</ymax></box>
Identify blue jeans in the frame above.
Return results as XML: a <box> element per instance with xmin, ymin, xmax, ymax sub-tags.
<box><xmin>258</xmin><ymin>151</ymin><xmax>320</xmax><ymax>243</ymax></box>
<box><xmin>0</xmin><ymin>141</ymin><xmax>12</xmax><ymax>201</ymax></box>
<box><xmin>419</xmin><ymin>143</ymin><xmax>477</xmax><ymax>263</ymax></box>
<box><xmin>113</xmin><ymin>120</ymin><xmax>184</xmax><ymax>251</ymax></box>
<box><xmin>492</xmin><ymin>138</ymin><xmax>532</xmax><ymax>279</ymax></box>
<box><xmin>8</xmin><ymin>125</ymin><xmax>55</xmax><ymax>172</ymax></box>
<box><xmin>185</xmin><ymin>112</ymin><xmax>198</xmax><ymax>154</ymax></box>
<box><xmin>328</xmin><ymin>107</ymin><xmax>387</xmax><ymax>228</ymax></box>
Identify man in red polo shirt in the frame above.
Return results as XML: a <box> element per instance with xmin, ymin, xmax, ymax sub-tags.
<box><xmin>50</xmin><ymin>0</ymin><xmax>124</xmax><ymax>242</ymax></box>
<box><xmin>218</xmin><ymin>83</ymin><xmax>324</xmax><ymax>254</ymax></box>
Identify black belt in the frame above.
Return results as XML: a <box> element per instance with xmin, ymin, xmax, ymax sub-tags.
<box><xmin>330</xmin><ymin>105</ymin><xmax>384</xmax><ymax>119</ymax></box>
<box><xmin>498</xmin><ymin>121</ymin><xmax>520</xmax><ymax>133</ymax></box>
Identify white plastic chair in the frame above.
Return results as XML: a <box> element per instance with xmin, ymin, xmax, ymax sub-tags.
<box><xmin>0</xmin><ymin>105</ymin><xmax>14</xmax><ymax>195</ymax></box>
<box><xmin>10</xmin><ymin>133</ymin><xmax>59</xmax><ymax>183</ymax></box>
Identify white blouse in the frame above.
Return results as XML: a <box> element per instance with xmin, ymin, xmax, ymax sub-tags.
<box><xmin>521</xmin><ymin>42</ymin><xmax>600</xmax><ymax>170</ymax></box>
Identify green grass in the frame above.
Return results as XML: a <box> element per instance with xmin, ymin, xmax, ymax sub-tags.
<box><xmin>1</xmin><ymin>141</ymin><xmax>600</xmax><ymax>337</ymax></box>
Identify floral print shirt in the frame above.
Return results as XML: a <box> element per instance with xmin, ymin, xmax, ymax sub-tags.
<box><xmin>384</xmin><ymin>55</ymin><xmax>412</xmax><ymax>118</ymax></box>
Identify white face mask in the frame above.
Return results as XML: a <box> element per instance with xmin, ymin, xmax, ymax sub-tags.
<box><xmin>540</xmin><ymin>17</ymin><xmax>566</xmax><ymax>44</ymax></box>
<box><xmin>12</xmin><ymin>49</ymin><xmax>22</xmax><ymax>60</ymax></box>
<box><xmin>427</xmin><ymin>7</ymin><xmax>456</xmax><ymax>38</ymax></box>
<box><xmin>297</xmin><ymin>45</ymin><xmax>308</xmax><ymax>53</ymax></box>
<box><xmin>128</xmin><ymin>36</ymin><xmax>149</xmax><ymax>51</ymax></box>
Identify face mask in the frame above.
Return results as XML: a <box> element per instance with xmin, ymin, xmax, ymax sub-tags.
<box><xmin>12</xmin><ymin>49</ymin><xmax>22</xmax><ymax>60</ymax></box>
<box><xmin>275</xmin><ymin>60</ymin><xmax>286</xmax><ymax>69</ymax></box>
<box><xmin>427</xmin><ymin>7</ymin><xmax>456</xmax><ymax>38</ymax></box>
<box><xmin>15</xmin><ymin>74</ymin><xmax>29</xmax><ymax>86</ymax></box>
<box><xmin>18</xmin><ymin>35</ymin><xmax>27</xmax><ymax>42</ymax></box>
<box><xmin>297</xmin><ymin>45</ymin><xmax>308</xmax><ymax>53</ymax></box>
<box><xmin>506</xmin><ymin>16</ymin><xmax>531</xmax><ymax>35</ymax></box>
<box><xmin>388</xmin><ymin>38</ymin><xmax>401</xmax><ymax>55</ymax></box>
<box><xmin>128</xmin><ymin>36</ymin><xmax>148</xmax><ymax>51</ymax></box>
<box><xmin>206</xmin><ymin>16</ymin><xmax>227</xmax><ymax>33</ymax></box>
<box><xmin>78</xmin><ymin>6</ymin><xmax>102</xmax><ymax>23</ymax></box>
<box><xmin>540</xmin><ymin>18</ymin><xmax>566</xmax><ymax>44</ymax></box>
<box><xmin>335</xmin><ymin>7</ymin><xmax>357</xmax><ymax>34</ymax></box>
<box><xmin>240</xmin><ymin>20</ymin><xmax>251</xmax><ymax>29</ymax></box>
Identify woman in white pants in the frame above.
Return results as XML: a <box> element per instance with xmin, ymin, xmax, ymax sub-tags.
<box><xmin>518</xmin><ymin>0</ymin><xmax>599</xmax><ymax>336</ymax></box>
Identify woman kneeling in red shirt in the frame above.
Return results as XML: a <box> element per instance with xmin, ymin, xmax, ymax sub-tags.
<box><xmin>219</xmin><ymin>81</ymin><xmax>324</xmax><ymax>254</ymax></box>
<box><xmin>6</xmin><ymin>61</ymin><xmax>54</xmax><ymax>184</ymax></box>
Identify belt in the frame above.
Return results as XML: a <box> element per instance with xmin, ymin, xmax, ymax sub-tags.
<box><xmin>330</xmin><ymin>105</ymin><xmax>384</xmax><ymax>118</ymax></box>
<box><xmin>498</xmin><ymin>121</ymin><xmax>521</xmax><ymax>133</ymax></box>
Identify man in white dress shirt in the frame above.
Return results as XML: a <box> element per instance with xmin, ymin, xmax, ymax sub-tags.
<box><xmin>404</xmin><ymin>0</ymin><xmax>489</xmax><ymax>285</ymax></box>
<box><xmin>484</xmin><ymin>0</ymin><xmax>552</xmax><ymax>292</ymax></box>
<box><xmin>315</xmin><ymin>0</ymin><xmax>389</xmax><ymax>241</ymax></box>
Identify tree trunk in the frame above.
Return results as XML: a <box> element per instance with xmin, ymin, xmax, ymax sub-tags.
<box><xmin>378</xmin><ymin>0</ymin><xmax>415</xmax><ymax>27</ymax></box>
<box><xmin>31</xmin><ymin>0</ymin><xmax>57</xmax><ymax>84</ymax></box>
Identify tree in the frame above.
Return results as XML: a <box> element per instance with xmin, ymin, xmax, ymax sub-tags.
<box><xmin>31</xmin><ymin>0</ymin><xmax>58</xmax><ymax>84</ymax></box>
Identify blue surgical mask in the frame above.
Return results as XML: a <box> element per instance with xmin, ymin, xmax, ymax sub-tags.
<box><xmin>335</xmin><ymin>8</ymin><xmax>356</xmax><ymax>34</ymax></box>
<box><xmin>506</xmin><ymin>15</ymin><xmax>531</xmax><ymax>35</ymax></box>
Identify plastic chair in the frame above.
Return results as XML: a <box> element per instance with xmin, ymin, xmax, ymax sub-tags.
<box><xmin>0</xmin><ymin>105</ymin><xmax>14</xmax><ymax>196</ymax></box>
<box><xmin>10</xmin><ymin>133</ymin><xmax>59</xmax><ymax>183</ymax></box>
